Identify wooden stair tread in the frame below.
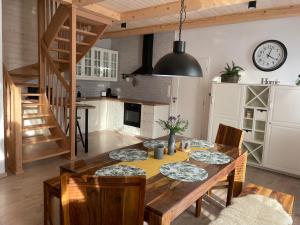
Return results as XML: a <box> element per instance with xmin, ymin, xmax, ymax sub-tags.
<box><xmin>55</xmin><ymin>37</ymin><xmax>90</xmax><ymax>46</ymax></box>
<box><xmin>23</xmin><ymin>124</ymin><xmax>57</xmax><ymax>131</ymax></box>
<box><xmin>53</xmin><ymin>58</ymin><xmax>69</xmax><ymax>64</ymax></box>
<box><xmin>23</xmin><ymin>147</ymin><xmax>69</xmax><ymax>163</ymax></box>
<box><xmin>22</xmin><ymin>93</ymin><xmax>42</xmax><ymax>96</ymax></box>
<box><xmin>22</xmin><ymin>135</ymin><xmax>63</xmax><ymax>145</ymax></box>
<box><xmin>23</xmin><ymin>113</ymin><xmax>51</xmax><ymax>119</ymax></box>
<box><xmin>15</xmin><ymin>82</ymin><xmax>39</xmax><ymax>87</ymax></box>
<box><xmin>22</xmin><ymin>104</ymin><xmax>44</xmax><ymax>108</ymax></box>
<box><xmin>61</xmin><ymin>25</ymin><xmax>97</xmax><ymax>36</ymax></box>
<box><xmin>49</xmin><ymin>48</ymin><xmax>82</xmax><ymax>55</ymax></box>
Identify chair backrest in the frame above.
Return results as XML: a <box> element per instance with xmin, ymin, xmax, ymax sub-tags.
<box><xmin>215</xmin><ymin>123</ymin><xmax>243</xmax><ymax>148</ymax></box>
<box><xmin>61</xmin><ymin>174</ymin><xmax>146</xmax><ymax>225</ymax></box>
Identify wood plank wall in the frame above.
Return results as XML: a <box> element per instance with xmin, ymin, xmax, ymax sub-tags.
<box><xmin>3</xmin><ymin>0</ymin><xmax>38</xmax><ymax>70</ymax></box>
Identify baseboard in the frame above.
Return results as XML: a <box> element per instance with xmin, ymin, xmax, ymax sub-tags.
<box><xmin>0</xmin><ymin>172</ymin><xmax>7</xmax><ymax>179</ymax></box>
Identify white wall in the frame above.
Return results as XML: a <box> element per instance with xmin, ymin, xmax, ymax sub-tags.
<box><xmin>0</xmin><ymin>0</ymin><xmax>6</xmax><ymax>176</ymax></box>
<box><xmin>180</xmin><ymin>17</ymin><xmax>300</xmax><ymax>85</ymax></box>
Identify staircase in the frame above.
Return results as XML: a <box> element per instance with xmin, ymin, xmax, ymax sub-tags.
<box><xmin>4</xmin><ymin>0</ymin><xmax>109</xmax><ymax>174</ymax></box>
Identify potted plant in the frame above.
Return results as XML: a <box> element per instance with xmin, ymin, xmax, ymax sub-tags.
<box><xmin>157</xmin><ymin>115</ymin><xmax>188</xmax><ymax>155</ymax></box>
<box><xmin>220</xmin><ymin>61</ymin><xmax>244</xmax><ymax>83</ymax></box>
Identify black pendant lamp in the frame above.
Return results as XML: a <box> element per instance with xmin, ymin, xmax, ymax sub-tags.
<box><xmin>153</xmin><ymin>0</ymin><xmax>202</xmax><ymax>77</ymax></box>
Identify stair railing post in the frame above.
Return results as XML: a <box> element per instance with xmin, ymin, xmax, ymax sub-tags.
<box><xmin>13</xmin><ymin>86</ymin><xmax>23</xmax><ymax>173</ymax></box>
<box><xmin>69</xmin><ymin>5</ymin><xmax>77</xmax><ymax>159</ymax></box>
<box><xmin>38</xmin><ymin>0</ymin><xmax>47</xmax><ymax>96</ymax></box>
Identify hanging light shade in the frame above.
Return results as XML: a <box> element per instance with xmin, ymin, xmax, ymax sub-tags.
<box><xmin>153</xmin><ymin>0</ymin><xmax>203</xmax><ymax>77</ymax></box>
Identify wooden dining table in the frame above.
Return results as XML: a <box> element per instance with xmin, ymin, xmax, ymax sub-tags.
<box><xmin>44</xmin><ymin>136</ymin><xmax>246</xmax><ymax>225</ymax></box>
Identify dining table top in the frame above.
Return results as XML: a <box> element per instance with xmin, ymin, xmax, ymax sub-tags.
<box><xmin>58</xmin><ymin>136</ymin><xmax>246</xmax><ymax>224</ymax></box>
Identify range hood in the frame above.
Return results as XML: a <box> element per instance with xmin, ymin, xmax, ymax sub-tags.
<box><xmin>128</xmin><ymin>34</ymin><xmax>154</xmax><ymax>75</ymax></box>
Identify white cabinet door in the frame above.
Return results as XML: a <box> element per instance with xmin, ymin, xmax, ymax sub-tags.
<box><xmin>263</xmin><ymin>86</ymin><xmax>300</xmax><ymax>175</ymax></box>
<box><xmin>77</xmin><ymin>100</ymin><xmax>108</xmax><ymax>133</ymax></box>
<box><xmin>76</xmin><ymin>59</ymin><xmax>83</xmax><ymax>77</ymax></box>
<box><xmin>113</xmin><ymin>101</ymin><xmax>124</xmax><ymax>130</ymax></box>
<box><xmin>101</xmin><ymin>49</ymin><xmax>110</xmax><ymax>79</ymax></box>
<box><xmin>84</xmin><ymin>50</ymin><xmax>92</xmax><ymax>78</ymax></box>
<box><xmin>264</xmin><ymin>124</ymin><xmax>300</xmax><ymax>175</ymax></box>
<box><xmin>208</xmin><ymin>83</ymin><xmax>243</xmax><ymax>142</ymax></box>
<box><xmin>110</xmin><ymin>51</ymin><xmax>118</xmax><ymax>81</ymax></box>
<box><xmin>93</xmin><ymin>48</ymin><xmax>102</xmax><ymax>79</ymax></box>
<box><xmin>106</xmin><ymin>100</ymin><xmax>114</xmax><ymax>130</ymax></box>
<box><xmin>106</xmin><ymin>101</ymin><xmax>124</xmax><ymax>130</ymax></box>
<box><xmin>269</xmin><ymin>86</ymin><xmax>300</xmax><ymax>126</ymax></box>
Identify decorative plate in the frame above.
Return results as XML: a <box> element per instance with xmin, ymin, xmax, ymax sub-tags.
<box><xmin>160</xmin><ymin>162</ymin><xmax>208</xmax><ymax>182</ymax></box>
<box><xmin>143</xmin><ymin>140</ymin><xmax>168</xmax><ymax>149</ymax></box>
<box><xmin>95</xmin><ymin>165</ymin><xmax>146</xmax><ymax>176</ymax></box>
<box><xmin>109</xmin><ymin>149</ymin><xmax>148</xmax><ymax>161</ymax></box>
<box><xmin>188</xmin><ymin>139</ymin><xmax>215</xmax><ymax>148</ymax></box>
<box><xmin>190</xmin><ymin>151</ymin><xmax>231</xmax><ymax>164</ymax></box>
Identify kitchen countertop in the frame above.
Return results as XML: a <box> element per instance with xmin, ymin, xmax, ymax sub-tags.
<box><xmin>77</xmin><ymin>96</ymin><xmax>169</xmax><ymax>106</ymax></box>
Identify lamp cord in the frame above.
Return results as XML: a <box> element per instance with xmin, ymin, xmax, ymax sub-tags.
<box><xmin>178</xmin><ymin>0</ymin><xmax>187</xmax><ymax>41</ymax></box>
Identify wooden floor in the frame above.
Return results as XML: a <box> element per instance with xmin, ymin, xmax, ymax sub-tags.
<box><xmin>0</xmin><ymin>130</ymin><xmax>299</xmax><ymax>225</ymax></box>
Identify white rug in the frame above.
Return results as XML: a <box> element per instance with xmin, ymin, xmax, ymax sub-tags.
<box><xmin>209</xmin><ymin>194</ymin><xmax>293</xmax><ymax>225</ymax></box>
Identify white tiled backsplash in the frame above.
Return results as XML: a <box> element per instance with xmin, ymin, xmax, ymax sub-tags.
<box><xmin>77</xmin><ymin>80</ymin><xmax>111</xmax><ymax>97</ymax></box>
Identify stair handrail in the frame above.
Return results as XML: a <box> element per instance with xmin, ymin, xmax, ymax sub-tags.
<box><xmin>3</xmin><ymin>64</ymin><xmax>23</xmax><ymax>174</ymax></box>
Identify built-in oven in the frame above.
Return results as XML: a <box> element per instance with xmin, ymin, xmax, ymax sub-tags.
<box><xmin>124</xmin><ymin>102</ymin><xmax>141</xmax><ymax>128</ymax></box>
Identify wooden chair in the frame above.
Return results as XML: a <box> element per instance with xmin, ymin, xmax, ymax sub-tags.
<box><xmin>240</xmin><ymin>183</ymin><xmax>294</xmax><ymax>215</ymax></box>
<box><xmin>61</xmin><ymin>174</ymin><xmax>146</xmax><ymax>225</ymax></box>
<box><xmin>195</xmin><ymin>124</ymin><xmax>247</xmax><ymax>217</ymax></box>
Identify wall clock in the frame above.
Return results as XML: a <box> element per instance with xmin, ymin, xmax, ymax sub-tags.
<box><xmin>252</xmin><ymin>40</ymin><xmax>287</xmax><ymax>72</ymax></box>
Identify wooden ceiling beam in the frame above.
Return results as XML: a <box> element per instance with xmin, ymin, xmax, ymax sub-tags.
<box><xmin>73</xmin><ymin>0</ymin><xmax>106</xmax><ymax>7</ymax></box>
<box><xmin>121</xmin><ymin>0</ymin><xmax>250</xmax><ymax>21</ymax></box>
<box><xmin>103</xmin><ymin>5</ymin><xmax>300</xmax><ymax>38</ymax></box>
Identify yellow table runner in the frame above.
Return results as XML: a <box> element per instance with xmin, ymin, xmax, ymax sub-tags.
<box><xmin>117</xmin><ymin>147</ymin><xmax>208</xmax><ymax>179</ymax></box>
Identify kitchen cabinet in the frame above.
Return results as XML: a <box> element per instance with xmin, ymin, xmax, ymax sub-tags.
<box><xmin>208</xmin><ymin>83</ymin><xmax>243</xmax><ymax>141</ymax></box>
<box><xmin>76</xmin><ymin>47</ymin><xmax>118</xmax><ymax>82</ymax></box>
<box><xmin>106</xmin><ymin>100</ymin><xmax>124</xmax><ymax>131</ymax></box>
<box><xmin>77</xmin><ymin>99</ymin><xmax>169</xmax><ymax>139</ymax></box>
<box><xmin>77</xmin><ymin>100</ymin><xmax>108</xmax><ymax>133</ymax></box>
<box><xmin>208</xmin><ymin>82</ymin><xmax>300</xmax><ymax>176</ymax></box>
<box><xmin>264</xmin><ymin>86</ymin><xmax>300</xmax><ymax>176</ymax></box>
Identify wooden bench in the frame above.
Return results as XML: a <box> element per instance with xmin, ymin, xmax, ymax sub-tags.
<box><xmin>240</xmin><ymin>183</ymin><xmax>294</xmax><ymax>215</ymax></box>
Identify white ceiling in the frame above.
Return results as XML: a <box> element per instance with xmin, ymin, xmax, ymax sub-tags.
<box><xmin>98</xmin><ymin>0</ymin><xmax>300</xmax><ymax>32</ymax></box>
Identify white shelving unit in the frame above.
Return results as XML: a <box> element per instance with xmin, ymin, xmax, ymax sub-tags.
<box><xmin>208</xmin><ymin>82</ymin><xmax>300</xmax><ymax>176</ymax></box>
<box><xmin>76</xmin><ymin>47</ymin><xmax>119</xmax><ymax>82</ymax></box>
<box><xmin>242</xmin><ymin>85</ymin><xmax>269</xmax><ymax>166</ymax></box>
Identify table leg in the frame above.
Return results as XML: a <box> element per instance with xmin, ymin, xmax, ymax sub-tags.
<box><xmin>75</xmin><ymin>108</ymin><xmax>78</xmax><ymax>156</ymax></box>
<box><xmin>44</xmin><ymin>184</ymin><xmax>49</xmax><ymax>225</ymax></box>
<box><xmin>148</xmin><ymin>211</ymin><xmax>171</xmax><ymax>225</ymax></box>
<box><xmin>226</xmin><ymin>169</ymin><xmax>236</xmax><ymax>206</ymax></box>
<box><xmin>44</xmin><ymin>184</ymin><xmax>52</xmax><ymax>225</ymax></box>
<box><xmin>85</xmin><ymin>108</ymin><xmax>88</xmax><ymax>153</ymax></box>
<box><xmin>195</xmin><ymin>197</ymin><xmax>202</xmax><ymax>217</ymax></box>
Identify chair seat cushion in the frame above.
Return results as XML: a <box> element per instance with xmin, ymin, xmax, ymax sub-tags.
<box><xmin>209</xmin><ymin>194</ymin><xmax>293</xmax><ymax>225</ymax></box>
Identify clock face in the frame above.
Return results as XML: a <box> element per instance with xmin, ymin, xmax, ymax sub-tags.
<box><xmin>253</xmin><ymin>40</ymin><xmax>287</xmax><ymax>72</ymax></box>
